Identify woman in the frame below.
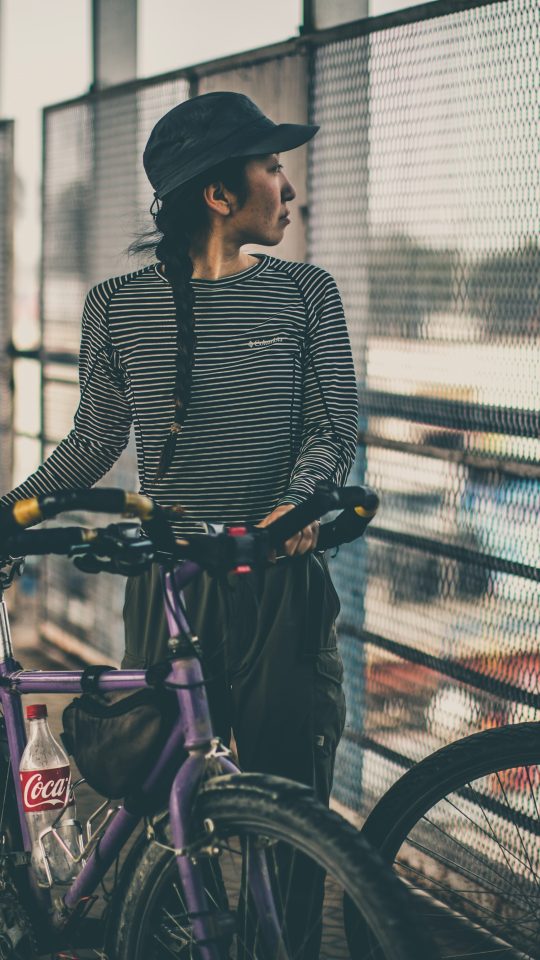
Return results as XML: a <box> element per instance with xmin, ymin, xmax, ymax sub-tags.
<box><xmin>0</xmin><ymin>91</ymin><xmax>358</xmax><ymax>809</ymax></box>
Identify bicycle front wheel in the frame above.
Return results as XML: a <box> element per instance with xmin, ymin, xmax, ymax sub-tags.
<box><xmin>358</xmin><ymin>722</ymin><xmax>540</xmax><ymax>958</ymax></box>
<box><xmin>110</xmin><ymin>773</ymin><xmax>438</xmax><ymax>959</ymax></box>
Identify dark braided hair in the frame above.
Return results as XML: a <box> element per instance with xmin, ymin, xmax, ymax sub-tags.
<box><xmin>128</xmin><ymin>158</ymin><xmax>250</xmax><ymax>481</ymax></box>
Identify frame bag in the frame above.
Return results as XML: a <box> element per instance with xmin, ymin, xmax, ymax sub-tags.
<box><xmin>62</xmin><ymin>667</ymin><xmax>178</xmax><ymax>799</ymax></box>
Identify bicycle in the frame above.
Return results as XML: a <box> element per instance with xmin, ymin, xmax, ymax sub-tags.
<box><xmin>352</xmin><ymin>720</ymin><xmax>540</xmax><ymax>958</ymax></box>
<box><xmin>0</xmin><ymin>481</ymin><xmax>439</xmax><ymax>959</ymax></box>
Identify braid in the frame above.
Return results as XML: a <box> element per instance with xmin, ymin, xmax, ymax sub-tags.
<box><xmin>153</xmin><ymin>209</ymin><xmax>196</xmax><ymax>481</ymax></box>
<box><xmin>128</xmin><ymin>156</ymin><xmax>251</xmax><ymax>482</ymax></box>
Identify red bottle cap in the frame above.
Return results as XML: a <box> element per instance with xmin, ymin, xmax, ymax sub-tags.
<box><xmin>26</xmin><ymin>704</ymin><xmax>48</xmax><ymax>720</ymax></box>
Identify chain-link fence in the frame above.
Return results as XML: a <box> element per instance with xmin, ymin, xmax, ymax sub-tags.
<box><xmin>15</xmin><ymin>0</ymin><xmax>540</xmax><ymax>932</ymax></box>
<box><xmin>0</xmin><ymin>121</ymin><xmax>14</xmax><ymax>499</ymax></box>
<box><xmin>306</xmin><ymin>0</ymin><xmax>540</xmax><ymax>943</ymax></box>
<box><xmin>40</xmin><ymin>77</ymin><xmax>190</xmax><ymax>658</ymax></box>
<box><xmin>308</xmin><ymin>0</ymin><xmax>540</xmax><ymax>805</ymax></box>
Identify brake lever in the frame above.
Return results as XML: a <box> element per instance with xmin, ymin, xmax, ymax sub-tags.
<box><xmin>0</xmin><ymin>557</ymin><xmax>25</xmax><ymax>590</ymax></box>
<box><xmin>69</xmin><ymin>524</ymin><xmax>155</xmax><ymax>576</ymax></box>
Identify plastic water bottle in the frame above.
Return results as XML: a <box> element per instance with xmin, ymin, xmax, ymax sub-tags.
<box><xmin>19</xmin><ymin>704</ymin><xmax>82</xmax><ymax>885</ymax></box>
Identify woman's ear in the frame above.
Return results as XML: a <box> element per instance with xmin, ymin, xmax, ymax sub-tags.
<box><xmin>202</xmin><ymin>181</ymin><xmax>231</xmax><ymax>217</ymax></box>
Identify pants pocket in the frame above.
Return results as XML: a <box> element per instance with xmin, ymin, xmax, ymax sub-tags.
<box><xmin>314</xmin><ymin>552</ymin><xmax>341</xmax><ymax>620</ymax></box>
<box><xmin>314</xmin><ymin>648</ymin><xmax>347</xmax><ymax>742</ymax></box>
<box><xmin>312</xmin><ymin>647</ymin><xmax>347</xmax><ymax>802</ymax></box>
<box><xmin>304</xmin><ymin>553</ymin><xmax>341</xmax><ymax>658</ymax></box>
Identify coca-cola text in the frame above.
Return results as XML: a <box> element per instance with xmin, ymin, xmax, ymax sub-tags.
<box><xmin>20</xmin><ymin>765</ymin><xmax>73</xmax><ymax>813</ymax></box>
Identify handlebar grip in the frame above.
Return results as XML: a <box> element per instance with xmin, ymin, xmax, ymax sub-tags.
<box><xmin>317</xmin><ymin>486</ymin><xmax>379</xmax><ymax>551</ymax></box>
<box><xmin>0</xmin><ymin>488</ymin><xmax>178</xmax><ymax>553</ymax></box>
<box><xmin>0</xmin><ymin>490</ymin><xmax>129</xmax><ymax>537</ymax></box>
<box><xmin>263</xmin><ymin>482</ymin><xmax>341</xmax><ymax>547</ymax></box>
<box><xmin>6</xmin><ymin>527</ymin><xmax>93</xmax><ymax>555</ymax></box>
<box><xmin>0</xmin><ymin>504</ymin><xmax>37</xmax><ymax>539</ymax></box>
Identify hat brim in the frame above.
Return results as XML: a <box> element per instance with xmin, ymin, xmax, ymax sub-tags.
<box><xmin>232</xmin><ymin>122</ymin><xmax>319</xmax><ymax>157</ymax></box>
<box><xmin>153</xmin><ymin>121</ymin><xmax>320</xmax><ymax>198</ymax></box>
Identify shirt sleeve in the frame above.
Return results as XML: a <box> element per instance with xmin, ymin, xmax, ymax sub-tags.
<box><xmin>0</xmin><ymin>283</ymin><xmax>132</xmax><ymax>512</ymax></box>
<box><xmin>276</xmin><ymin>272</ymin><xmax>358</xmax><ymax>507</ymax></box>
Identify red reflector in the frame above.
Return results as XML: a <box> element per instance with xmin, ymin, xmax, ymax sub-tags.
<box><xmin>228</xmin><ymin>526</ymin><xmax>247</xmax><ymax>536</ymax></box>
<box><xmin>233</xmin><ymin>565</ymin><xmax>252</xmax><ymax>574</ymax></box>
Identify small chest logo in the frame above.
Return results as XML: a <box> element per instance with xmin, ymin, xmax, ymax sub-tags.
<box><xmin>248</xmin><ymin>335</ymin><xmax>284</xmax><ymax>349</ymax></box>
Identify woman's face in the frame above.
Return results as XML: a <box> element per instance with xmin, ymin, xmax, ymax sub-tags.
<box><xmin>230</xmin><ymin>153</ymin><xmax>296</xmax><ymax>247</ymax></box>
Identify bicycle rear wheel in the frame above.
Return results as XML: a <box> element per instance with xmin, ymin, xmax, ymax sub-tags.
<box><xmin>357</xmin><ymin>722</ymin><xmax>540</xmax><ymax>959</ymax></box>
<box><xmin>109</xmin><ymin>773</ymin><xmax>438</xmax><ymax>959</ymax></box>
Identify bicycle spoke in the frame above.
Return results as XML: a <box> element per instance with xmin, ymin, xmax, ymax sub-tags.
<box><xmin>405</xmin><ymin>824</ymin><xmax>535</xmax><ymax>910</ymax></box>
<box><xmin>398</xmin><ymin>839</ymin><xmax>539</xmax><ymax>929</ymax></box>
<box><xmin>398</xmin><ymin>859</ymin><xmax>538</xmax><ymax>955</ymax></box>
<box><xmin>525</xmin><ymin>768</ymin><xmax>540</xmax><ymax>824</ymax></box>
<box><xmin>138</xmin><ymin>828</ymin><xmax>375</xmax><ymax>959</ymax></box>
<box><xmin>493</xmin><ymin>773</ymin><xmax>540</xmax><ymax>898</ymax></box>
<box><xmin>440</xmin><ymin>785</ymin><xmax>540</xmax><ymax>882</ymax></box>
<box><xmin>112</xmin><ymin>773</ymin><xmax>437</xmax><ymax>959</ymax></box>
<box><xmin>397</xmin><ymin>856</ymin><xmax>526</xmax><ymax>927</ymax></box>
<box><xmin>414</xmin><ymin>793</ymin><xmax>540</xmax><ymax>906</ymax></box>
<box><xmin>392</xmin><ymin>764</ymin><xmax>540</xmax><ymax>957</ymax></box>
<box><xmin>163</xmin><ymin>905</ymin><xmax>192</xmax><ymax>941</ymax></box>
<box><xmin>153</xmin><ymin>933</ymin><xmax>187</xmax><ymax>958</ymax></box>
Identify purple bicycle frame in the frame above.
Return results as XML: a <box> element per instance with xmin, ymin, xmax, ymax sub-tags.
<box><xmin>0</xmin><ymin>560</ymin><xmax>287</xmax><ymax>960</ymax></box>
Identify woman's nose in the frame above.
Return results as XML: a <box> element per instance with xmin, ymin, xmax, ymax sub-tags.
<box><xmin>282</xmin><ymin>176</ymin><xmax>296</xmax><ymax>202</ymax></box>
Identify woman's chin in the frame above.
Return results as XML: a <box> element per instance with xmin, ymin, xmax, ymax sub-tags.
<box><xmin>269</xmin><ymin>226</ymin><xmax>290</xmax><ymax>246</ymax></box>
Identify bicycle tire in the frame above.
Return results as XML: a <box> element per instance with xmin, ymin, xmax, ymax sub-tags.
<box><xmin>109</xmin><ymin>772</ymin><xmax>438</xmax><ymax>960</ymax></box>
<box><xmin>357</xmin><ymin>722</ymin><xmax>540</xmax><ymax>959</ymax></box>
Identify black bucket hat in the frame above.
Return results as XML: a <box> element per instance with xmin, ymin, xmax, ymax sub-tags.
<box><xmin>143</xmin><ymin>91</ymin><xmax>319</xmax><ymax>200</ymax></box>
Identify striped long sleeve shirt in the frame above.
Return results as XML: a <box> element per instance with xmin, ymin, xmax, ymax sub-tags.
<box><xmin>1</xmin><ymin>254</ymin><xmax>358</xmax><ymax>535</ymax></box>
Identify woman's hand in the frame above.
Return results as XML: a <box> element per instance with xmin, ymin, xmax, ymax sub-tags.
<box><xmin>256</xmin><ymin>503</ymin><xmax>320</xmax><ymax>558</ymax></box>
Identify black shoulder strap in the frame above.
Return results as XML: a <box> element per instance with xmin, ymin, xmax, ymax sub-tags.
<box><xmin>80</xmin><ymin>664</ymin><xmax>116</xmax><ymax>696</ymax></box>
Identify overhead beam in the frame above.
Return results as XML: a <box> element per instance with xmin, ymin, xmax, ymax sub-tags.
<box><xmin>302</xmin><ymin>0</ymin><xmax>369</xmax><ymax>32</ymax></box>
<box><xmin>92</xmin><ymin>0</ymin><xmax>137</xmax><ymax>90</ymax></box>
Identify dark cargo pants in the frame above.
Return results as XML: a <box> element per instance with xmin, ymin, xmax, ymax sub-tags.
<box><xmin>122</xmin><ymin>550</ymin><xmax>346</xmax><ymax>805</ymax></box>
<box><xmin>122</xmin><ymin>551</ymin><xmax>346</xmax><ymax>958</ymax></box>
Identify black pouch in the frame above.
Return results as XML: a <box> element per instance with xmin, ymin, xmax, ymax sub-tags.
<box><xmin>62</xmin><ymin>685</ymin><xmax>178</xmax><ymax>799</ymax></box>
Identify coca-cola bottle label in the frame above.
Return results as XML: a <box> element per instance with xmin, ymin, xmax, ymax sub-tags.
<box><xmin>20</xmin><ymin>765</ymin><xmax>73</xmax><ymax>813</ymax></box>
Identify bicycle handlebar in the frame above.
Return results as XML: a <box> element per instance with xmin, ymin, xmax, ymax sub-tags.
<box><xmin>317</xmin><ymin>485</ymin><xmax>380</xmax><ymax>550</ymax></box>
<box><xmin>0</xmin><ymin>488</ymin><xmax>179</xmax><ymax>554</ymax></box>
<box><xmin>263</xmin><ymin>482</ymin><xmax>379</xmax><ymax>551</ymax></box>
<box><xmin>4</xmin><ymin>526</ymin><xmax>94</xmax><ymax>554</ymax></box>
<box><xmin>0</xmin><ymin>482</ymin><xmax>379</xmax><ymax>574</ymax></box>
